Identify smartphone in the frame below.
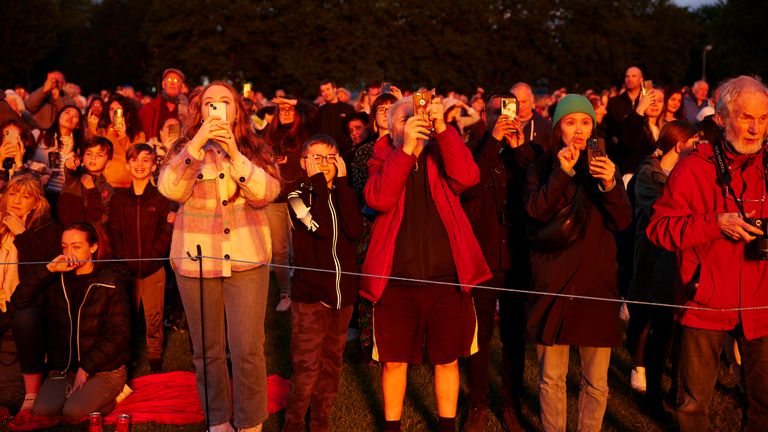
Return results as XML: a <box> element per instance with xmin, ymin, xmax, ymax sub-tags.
<box><xmin>381</xmin><ymin>82</ymin><xmax>392</xmax><ymax>94</ymax></box>
<box><xmin>413</xmin><ymin>90</ymin><xmax>433</xmax><ymax>115</ymax></box>
<box><xmin>2</xmin><ymin>128</ymin><xmax>20</xmax><ymax>145</ymax></box>
<box><xmin>243</xmin><ymin>83</ymin><xmax>252</xmax><ymax>97</ymax></box>
<box><xmin>587</xmin><ymin>138</ymin><xmax>606</xmax><ymax>161</ymax></box>
<box><xmin>2</xmin><ymin>157</ymin><xmax>14</xmax><ymax>171</ymax></box>
<box><xmin>500</xmin><ymin>96</ymin><xmax>518</xmax><ymax>120</ymax></box>
<box><xmin>168</xmin><ymin>123</ymin><xmax>181</xmax><ymax>141</ymax></box>
<box><xmin>642</xmin><ymin>80</ymin><xmax>654</xmax><ymax>96</ymax></box>
<box><xmin>114</xmin><ymin>108</ymin><xmax>125</xmax><ymax>129</ymax></box>
<box><xmin>208</xmin><ymin>102</ymin><xmax>228</xmax><ymax>122</ymax></box>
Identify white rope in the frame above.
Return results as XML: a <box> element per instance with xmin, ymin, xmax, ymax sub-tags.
<box><xmin>5</xmin><ymin>255</ymin><xmax>768</xmax><ymax>313</ymax></box>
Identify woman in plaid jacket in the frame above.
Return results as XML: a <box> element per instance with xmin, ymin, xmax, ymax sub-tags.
<box><xmin>158</xmin><ymin>81</ymin><xmax>281</xmax><ymax>432</ymax></box>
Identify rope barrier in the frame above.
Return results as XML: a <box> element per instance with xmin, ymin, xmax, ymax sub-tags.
<box><xmin>4</xmin><ymin>254</ymin><xmax>768</xmax><ymax>313</ymax></box>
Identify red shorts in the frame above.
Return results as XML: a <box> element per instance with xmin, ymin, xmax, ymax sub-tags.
<box><xmin>372</xmin><ymin>283</ymin><xmax>478</xmax><ymax>365</ymax></box>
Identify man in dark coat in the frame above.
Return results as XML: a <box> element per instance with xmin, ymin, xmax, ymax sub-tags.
<box><xmin>461</xmin><ymin>89</ymin><xmax>548</xmax><ymax>432</ymax></box>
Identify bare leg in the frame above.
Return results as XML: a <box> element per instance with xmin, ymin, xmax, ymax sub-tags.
<box><xmin>382</xmin><ymin>362</ymin><xmax>408</xmax><ymax>420</ymax></box>
<box><xmin>434</xmin><ymin>360</ymin><xmax>460</xmax><ymax>418</ymax></box>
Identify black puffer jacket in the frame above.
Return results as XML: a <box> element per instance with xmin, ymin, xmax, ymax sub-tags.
<box><xmin>11</xmin><ymin>263</ymin><xmax>131</xmax><ymax>374</ymax></box>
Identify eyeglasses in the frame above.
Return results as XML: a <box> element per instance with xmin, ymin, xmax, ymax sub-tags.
<box><xmin>165</xmin><ymin>77</ymin><xmax>180</xmax><ymax>83</ymax></box>
<box><xmin>279</xmin><ymin>106</ymin><xmax>295</xmax><ymax>113</ymax></box>
<box><xmin>376</xmin><ymin>106</ymin><xmax>390</xmax><ymax>115</ymax></box>
<box><xmin>301</xmin><ymin>154</ymin><xmax>338</xmax><ymax>165</ymax></box>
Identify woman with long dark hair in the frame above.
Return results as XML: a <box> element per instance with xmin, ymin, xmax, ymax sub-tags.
<box><xmin>661</xmin><ymin>86</ymin><xmax>686</xmax><ymax>127</ymax></box>
<box><xmin>263</xmin><ymin>96</ymin><xmax>310</xmax><ymax>312</ymax></box>
<box><xmin>11</xmin><ymin>221</ymin><xmax>129</xmax><ymax>422</ymax></box>
<box><xmin>32</xmin><ymin>105</ymin><xmax>85</xmax><ymax>210</ymax></box>
<box><xmin>626</xmin><ymin>120</ymin><xmax>698</xmax><ymax>408</ymax></box>
<box><xmin>159</xmin><ymin>81</ymin><xmax>280</xmax><ymax>432</ymax></box>
<box><xmin>525</xmin><ymin>95</ymin><xmax>632</xmax><ymax>431</ymax></box>
<box><xmin>99</xmin><ymin>93</ymin><xmax>145</xmax><ymax>188</ymax></box>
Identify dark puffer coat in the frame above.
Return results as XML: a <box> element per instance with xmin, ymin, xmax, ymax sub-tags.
<box><xmin>12</xmin><ymin>263</ymin><xmax>131</xmax><ymax>374</ymax></box>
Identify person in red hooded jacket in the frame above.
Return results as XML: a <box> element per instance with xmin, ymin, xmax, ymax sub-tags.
<box><xmin>362</xmin><ymin>95</ymin><xmax>491</xmax><ymax>432</ymax></box>
<box><xmin>647</xmin><ymin>75</ymin><xmax>768</xmax><ymax>432</ymax></box>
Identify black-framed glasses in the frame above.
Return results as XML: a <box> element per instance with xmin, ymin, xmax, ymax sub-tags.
<box><xmin>301</xmin><ymin>154</ymin><xmax>338</xmax><ymax>165</ymax></box>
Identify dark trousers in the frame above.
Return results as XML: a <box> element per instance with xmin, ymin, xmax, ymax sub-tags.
<box><xmin>626</xmin><ymin>303</ymin><xmax>676</xmax><ymax>401</ymax></box>
<box><xmin>284</xmin><ymin>302</ymin><xmax>353</xmax><ymax>432</ymax></box>
<box><xmin>676</xmin><ymin>326</ymin><xmax>768</xmax><ymax>432</ymax></box>
<box><xmin>12</xmin><ymin>307</ymin><xmax>46</xmax><ymax>374</ymax></box>
<box><xmin>467</xmin><ymin>272</ymin><xmax>526</xmax><ymax>409</ymax></box>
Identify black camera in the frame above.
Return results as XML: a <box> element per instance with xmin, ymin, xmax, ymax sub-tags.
<box><xmin>746</xmin><ymin>218</ymin><xmax>768</xmax><ymax>260</ymax></box>
<box><xmin>3</xmin><ymin>157</ymin><xmax>14</xmax><ymax>171</ymax></box>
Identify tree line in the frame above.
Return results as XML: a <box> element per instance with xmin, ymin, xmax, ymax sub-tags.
<box><xmin>1</xmin><ymin>0</ymin><xmax>764</xmax><ymax>96</ymax></box>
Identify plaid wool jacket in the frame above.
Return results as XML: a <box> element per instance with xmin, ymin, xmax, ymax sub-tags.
<box><xmin>158</xmin><ymin>141</ymin><xmax>281</xmax><ymax>278</ymax></box>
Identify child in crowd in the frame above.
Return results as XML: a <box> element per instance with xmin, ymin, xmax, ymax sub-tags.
<box><xmin>283</xmin><ymin>135</ymin><xmax>363</xmax><ymax>432</ymax></box>
<box><xmin>108</xmin><ymin>143</ymin><xmax>173</xmax><ymax>373</ymax></box>
<box><xmin>57</xmin><ymin>136</ymin><xmax>114</xmax><ymax>227</ymax></box>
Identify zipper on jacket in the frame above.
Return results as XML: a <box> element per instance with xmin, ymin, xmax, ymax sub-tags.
<box><xmin>61</xmin><ymin>274</ymin><xmax>73</xmax><ymax>373</ymax></box>
<box><xmin>61</xmin><ymin>275</ymin><xmax>116</xmax><ymax>373</ymax></box>
<box><xmin>328</xmin><ymin>193</ymin><xmax>342</xmax><ymax>309</ymax></box>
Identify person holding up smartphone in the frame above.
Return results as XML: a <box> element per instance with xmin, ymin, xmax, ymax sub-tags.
<box><xmin>263</xmin><ymin>96</ymin><xmax>313</xmax><ymax>312</ymax></box>
<box><xmin>524</xmin><ymin>95</ymin><xmax>632</xmax><ymax>432</ymax></box>
<box><xmin>362</xmin><ymin>95</ymin><xmax>491</xmax><ymax>432</ymax></box>
<box><xmin>25</xmin><ymin>71</ymin><xmax>75</xmax><ymax>131</ymax></box>
<box><xmin>158</xmin><ymin>81</ymin><xmax>281</xmax><ymax>432</ymax></box>
<box><xmin>99</xmin><ymin>94</ymin><xmax>146</xmax><ymax>188</ymax></box>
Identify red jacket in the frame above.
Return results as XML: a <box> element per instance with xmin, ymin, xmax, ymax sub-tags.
<box><xmin>647</xmin><ymin>141</ymin><xmax>768</xmax><ymax>339</ymax></box>
<box><xmin>361</xmin><ymin>127</ymin><xmax>491</xmax><ymax>303</ymax></box>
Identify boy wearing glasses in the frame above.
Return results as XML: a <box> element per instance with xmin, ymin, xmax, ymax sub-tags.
<box><xmin>283</xmin><ymin>135</ymin><xmax>363</xmax><ymax>432</ymax></box>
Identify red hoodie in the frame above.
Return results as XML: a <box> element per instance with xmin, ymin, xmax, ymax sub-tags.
<box><xmin>647</xmin><ymin>141</ymin><xmax>768</xmax><ymax>339</ymax></box>
<box><xmin>361</xmin><ymin>127</ymin><xmax>491</xmax><ymax>303</ymax></box>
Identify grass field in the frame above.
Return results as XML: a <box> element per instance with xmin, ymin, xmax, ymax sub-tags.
<box><xmin>0</xmin><ymin>278</ymin><xmax>745</xmax><ymax>431</ymax></box>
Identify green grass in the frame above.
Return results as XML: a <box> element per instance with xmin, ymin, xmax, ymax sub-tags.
<box><xmin>0</xmin><ymin>278</ymin><xmax>745</xmax><ymax>431</ymax></box>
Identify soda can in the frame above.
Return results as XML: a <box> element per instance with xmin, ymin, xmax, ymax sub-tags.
<box><xmin>116</xmin><ymin>413</ymin><xmax>132</xmax><ymax>432</ymax></box>
<box><xmin>88</xmin><ymin>412</ymin><xmax>103</xmax><ymax>432</ymax></box>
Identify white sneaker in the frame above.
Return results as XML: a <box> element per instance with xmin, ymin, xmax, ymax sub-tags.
<box><xmin>631</xmin><ymin>366</ymin><xmax>647</xmax><ymax>393</ymax></box>
<box><xmin>209</xmin><ymin>422</ymin><xmax>235</xmax><ymax>432</ymax></box>
<box><xmin>275</xmin><ymin>295</ymin><xmax>292</xmax><ymax>312</ymax></box>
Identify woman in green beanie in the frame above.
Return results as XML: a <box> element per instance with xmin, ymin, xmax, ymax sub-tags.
<box><xmin>524</xmin><ymin>94</ymin><xmax>633</xmax><ymax>432</ymax></box>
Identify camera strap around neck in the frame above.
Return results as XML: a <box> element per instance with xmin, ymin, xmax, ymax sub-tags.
<box><xmin>711</xmin><ymin>138</ymin><xmax>749</xmax><ymax>219</ymax></box>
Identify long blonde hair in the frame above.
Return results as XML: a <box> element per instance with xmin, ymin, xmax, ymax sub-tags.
<box><xmin>0</xmin><ymin>175</ymin><xmax>51</xmax><ymax>237</ymax></box>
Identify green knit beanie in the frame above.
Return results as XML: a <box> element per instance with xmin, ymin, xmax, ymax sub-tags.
<box><xmin>551</xmin><ymin>94</ymin><xmax>596</xmax><ymax>130</ymax></box>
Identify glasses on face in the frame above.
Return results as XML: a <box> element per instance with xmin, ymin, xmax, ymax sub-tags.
<box><xmin>279</xmin><ymin>106</ymin><xmax>295</xmax><ymax>114</ymax></box>
<box><xmin>376</xmin><ymin>106</ymin><xmax>390</xmax><ymax>115</ymax></box>
<box><xmin>165</xmin><ymin>77</ymin><xmax>180</xmax><ymax>83</ymax></box>
<box><xmin>301</xmin><ymin>154</ymin><xmax>338</xmax><ymax>165</ymax></box>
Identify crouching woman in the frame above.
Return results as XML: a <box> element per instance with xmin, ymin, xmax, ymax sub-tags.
<box><xmin>11</xmin><ymin>221</ymin><xmax>130</xmax><ymax>420</ymax></box>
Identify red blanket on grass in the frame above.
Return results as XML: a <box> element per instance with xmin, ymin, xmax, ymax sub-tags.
<box><xmin>8</xmin><ymin>372</ymin><xmax>290</xmax><ymax>430</ymax></box>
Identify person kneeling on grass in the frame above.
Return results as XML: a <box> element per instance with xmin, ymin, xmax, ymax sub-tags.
<box><xmin>11</xmin><ymin>221</ymin><xmax>130</xmax><ymax>421</ymax></box>
<box><xmin>283</xmin><ymin>134</ymin><xmax>363</xmax><ymax>432</ymax></box>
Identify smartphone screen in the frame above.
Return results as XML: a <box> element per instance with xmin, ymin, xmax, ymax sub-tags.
<box><xmin>243</xmin><ymin>83</ymin><xmax>252</xmax><ymax>96</ymax></box>
<box><xmin>501</xmin><ymin>97</ymin><xmax>518</xmax><ymax>120</ymax></box>
<box><xmin>208</xmin><ymin>102</ymin><xmax>228</xmax><ymax>122</ymax></box>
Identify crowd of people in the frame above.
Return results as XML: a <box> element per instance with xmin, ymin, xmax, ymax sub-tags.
<box><xmin>0</xmin><ymin>65</ymin><xmax>766</xmax><ymax>432</ymax></box>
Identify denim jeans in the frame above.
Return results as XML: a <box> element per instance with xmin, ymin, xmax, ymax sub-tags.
<box><xmin>176</xmin><ymin>266</ymin><xmax>269</xmax><ymax>428</ymax></box>
<box><xmin>264</xmin><ymin>203</ymin><xmax>292</xmax><ymax>296</ymax></box>
<box><xmin>536</xmin><ymin>345</ymin><xmax>611</xmax><ymax>432</ymax></box>
<box><xmin>676</xmin><ymin>326</ymin><xmax>768</xmax><ymax>432</ymax></box>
